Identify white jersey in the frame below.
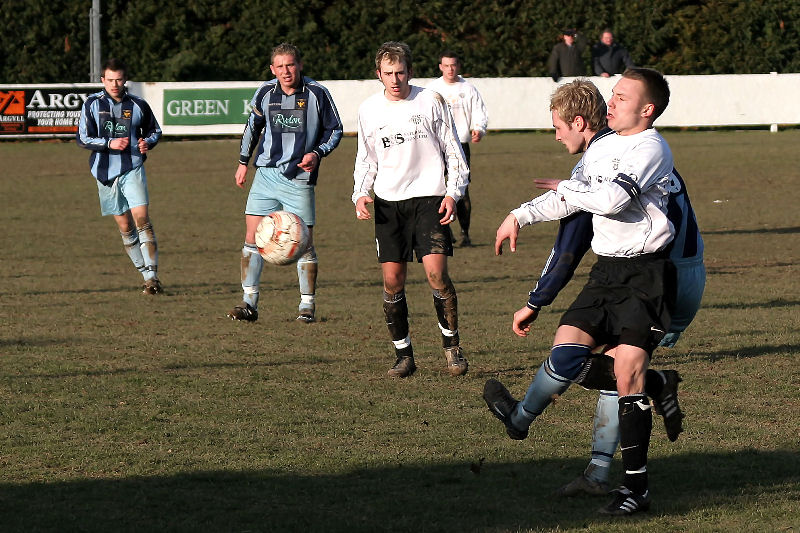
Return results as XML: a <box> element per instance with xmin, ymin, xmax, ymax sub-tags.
<box><xmin>352</xmin><ymin>85</ymin><xmax>469</xmax><ymax>203</ymax></box>
<box><xmin>427</xmin><ymin>76</ymin><xmax>488</xmax><ymax>144</ymax></box>
<box><xmin>511</xmin><ymin>128</ymin><xmax>674</xmax><ymax>257</ymax></box>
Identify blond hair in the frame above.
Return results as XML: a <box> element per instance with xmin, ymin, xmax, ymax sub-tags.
<box><xmin>375</xmin><ymin>41</ymin><xmax>412</xmax><ymax>72</ymax></box>
<box><xmin>550</xmin><ymin>79</ymin><xmax>608</xmax><ymax>132</ymax></box>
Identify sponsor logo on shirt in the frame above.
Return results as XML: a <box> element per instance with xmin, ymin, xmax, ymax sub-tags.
<box><xmin>380</xmin><ymin>130</ymin><xmax>429</xmax><ymax>148</ymax></box>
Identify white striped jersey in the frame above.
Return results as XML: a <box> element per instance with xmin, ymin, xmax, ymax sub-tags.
<box><xmin>512</xmin><ymin>128</ymin><xmax>675</xmax><ymax>257</ymax></box>
<box><xmin>352</xmin><ymin>85</ymin><xmax>469</xmax><ymax>203</ymax></box>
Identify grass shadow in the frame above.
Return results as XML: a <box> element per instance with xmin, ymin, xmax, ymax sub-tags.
<box><xmin>0</xmin><ymin>450</ymin><xmax>797</xmax><ymax>532</ymax></box>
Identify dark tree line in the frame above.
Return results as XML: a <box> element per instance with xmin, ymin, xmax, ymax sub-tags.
<box><xmin>2</xmin><ymin>0</ymin><xmax>798</xmax><ymax>83</ymax></box>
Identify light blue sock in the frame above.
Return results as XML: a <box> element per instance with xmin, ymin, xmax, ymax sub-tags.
<box><xmin>296</xmin><ymin>246</ymin><xmax>317</xmax><ymax>313</ymax></box>
<box><xmin>137</xmin><ymin>222</ymin><xmax>158</xmax><ymax>281</ymax></box>
<box><xmin>241</xmin><ymin>243</ymin><xmax>263</xmax><ymax>308</ymax></box>
<box><xmin>510</xmin><ymin>360</ymin><xmax>572</xmax><ymax>429</ymax></box>
<box><xmin>584</xmin><ymin>390</ymin><xmax>620</xmax><ymax>484</ymax></box>
<box><xmin>120</xmin><ymin>228</ymin><xmax>146</xmax><ymax>277</ymax></box>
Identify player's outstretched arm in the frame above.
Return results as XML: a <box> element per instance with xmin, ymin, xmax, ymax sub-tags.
<box><xmin>512</xmin><ymin>306</ymin><xmax>539</xmax><ymax>337</ymax></box>
<box><xmin>495</xmin><ymin>213</ymin><xmax>521</xmax><ymax>255</ymax></box>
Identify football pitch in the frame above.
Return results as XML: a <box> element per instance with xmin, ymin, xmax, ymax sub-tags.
<box><xmin>1</xmin><ymin>130</ymin><xmax>798</xmax><ymax>532</ymax></box>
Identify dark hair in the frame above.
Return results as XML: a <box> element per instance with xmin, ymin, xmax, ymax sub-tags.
<box><xmin>439</xmin><ymin>50</ymin><xmax>460</xmax><ymax>63</ymax></box>
<box><xmin>622</xmin><ymin>67</ymin><xmax>670</xmax><ymax>119</ymax></box>
<box><xmin>102</xmin><ymin>58</ymin><xmax>127</xmax><ymax>76</ymax></box>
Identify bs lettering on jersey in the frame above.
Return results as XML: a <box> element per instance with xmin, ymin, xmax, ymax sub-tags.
<box><xmin>380</xmin><ymin>114</ymin><xmax>429</xmax><ymax>148</ymax></box>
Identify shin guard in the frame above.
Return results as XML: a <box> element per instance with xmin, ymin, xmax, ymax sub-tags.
<box><xmin>618</xmin><ymin>394</ymin><xmax>652</xmax><ymax>495</ymax></box>
<box><xmin>120</xmin><ymin>228</ymin><xmax>146</xmax><ymax>276</ymax></box>
<box><xmin>383</xmin><ymin>290</ymin><xmax>409</xmax><ymax>342</ymax></box>
<box><xmin>137</xmin><ymin>222</ymin><xmax>158</xmax><ymax>281</ymax></box>
<box><xmin>241</xmin><ymin>243</ymin><xmax>263</xmax><ymax>308</ymax></box>
<box><xmin>432</xmin><ymin>281</ymin><xmax>459</xmax><ymax>348</ymax></box>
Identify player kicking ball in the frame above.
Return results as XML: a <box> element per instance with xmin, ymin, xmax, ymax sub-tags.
<box><xmin>485</xmin><ymin>69</ymin><xmax>685</xmax><ymax>516</ymax></box>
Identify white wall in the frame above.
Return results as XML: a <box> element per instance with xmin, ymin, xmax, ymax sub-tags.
<box><xmin>123</xmin><ymin>72</ymin><xmax>800</xmax><ymax>135</ymax></box>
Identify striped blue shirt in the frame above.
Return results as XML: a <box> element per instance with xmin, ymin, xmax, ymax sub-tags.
<box><xmin>239</xmin><ymin>77</ymin><xmax>343</xmax><ymax>185</ymax></box>
<box><xmin>76</xmin><ymin>89</ymin><xmax>162</xmax><ymax>185</ymax></box>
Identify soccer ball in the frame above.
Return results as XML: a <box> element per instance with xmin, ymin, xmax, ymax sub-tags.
<box><xmin>254</xmin><ymin>211</ymin><xmax>310</xmax><ymax>265</ymax></box>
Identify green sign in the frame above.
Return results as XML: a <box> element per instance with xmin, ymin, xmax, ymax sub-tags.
<box><xmin>162</xmin><ymin>88</ymin><xmax>257</xmax><ymax>125</ymax></box>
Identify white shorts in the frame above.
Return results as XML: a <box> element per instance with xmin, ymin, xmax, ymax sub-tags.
<box><xmin>97</xmin><ymin>165</ymin><xmax>149</xmax><ymax>216</ymax></box>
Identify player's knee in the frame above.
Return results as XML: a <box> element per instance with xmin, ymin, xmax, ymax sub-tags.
<box><xmin>547</xmin><ymin>343</ymin><xmax>592</xmax><ymax>381</ymax></box>
<box><xmin>298</xmin><ymin>246</ymin><xmax>317</xmax><ymax>264</ymax></box>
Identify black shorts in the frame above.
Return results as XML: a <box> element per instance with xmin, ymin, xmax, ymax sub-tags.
<box><xmin>374</xmin><ymin>195</ymin><xmax>453</xmax><ymax>263</ymax></box>
<box><xmin>559</xmin><ymin>253</ymin><xmax>677</xmax><ymax>353</ymax></box>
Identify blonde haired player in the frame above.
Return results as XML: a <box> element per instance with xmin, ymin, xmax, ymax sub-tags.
<box><xmin>353</xmin><ymin>41</ymin><xmax>470</xmax><ymax>377</ymax></box>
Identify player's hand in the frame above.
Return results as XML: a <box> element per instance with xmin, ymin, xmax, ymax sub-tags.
<box><xmin>109</xmin><ymin>137</ymin><xmax>129</xmax><ymax>151</ymax></box>
<box><xmin>495</xmin><ymin>213</ymin><xmax>520</xmax><ymax>255</ymax></box>
<box><xmin>471</xmin><ymin>130</ymin><xmax>483</xmax><ymax>143</ymax></box>
<box><xmin>355</xmin><ymin>196</ymin><xmax>374</xmax><ymax>220</ymax></box>
<box><xmin>235</xmin><ymin>164</ymin><xmax>249</xmax><ymax>188</ymax></box>
<box><xmin>137</xmin><ymin>138</ymin><xmax>149</xmax><ymax>153</ymax></box>
<box><xmin>512</xmin><ymin>306</ymin><xmax>539</xmax><ymax>337</ymax></box>
<box><xmin>534</xmin><ymin>178</ymin><xmax>562</xmax><ymax>191</ymax></box>
<box><xmin>298</xmin><ymin>152</ymin><xmax>319</xmax><ymax>172</ymax></box>
<box><xmin>438</xmin><ymin>196</ymin><xmax>457</xmax><ymax>225</ymax></box>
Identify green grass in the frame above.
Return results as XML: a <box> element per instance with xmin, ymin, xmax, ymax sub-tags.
<box><xmin>1</xmin><ymin>130</ymin><xmax>799</xmax><ymax>532</ymax></box>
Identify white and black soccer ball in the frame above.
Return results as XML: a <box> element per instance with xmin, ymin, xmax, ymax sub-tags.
<box><xmin>254</xmin><ymin>211</ymin><xmax>310</xmax><ymax>265</ymax></box>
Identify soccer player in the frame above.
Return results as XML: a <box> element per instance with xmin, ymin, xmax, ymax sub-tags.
<box><xmin>229</xmin><ymin>43</ymin><xmax>343</xmax><ymax>323</ymax></box>
<box><xmin>495</xmin><ymin>79</ymin><xmax>704</xmax><ymax>498</ymax></box>
<box><xmin>484</xmin><ymin>68</ymin><xmax>679</xmax><ymax>516</ymax></box>
<box><xmin>353</xmin><ymin>41</ymin><xmax>470</xmax><ymax>378</ymax></box>
<box><xmin>427</xmin><ymin>51</ymin><xmax>489</xmax><ymax>247</ymax></box>
<box><xmin>77</xmin><ymin>58</ymin><xmax>163</xmax><ymax>294</ymax></box>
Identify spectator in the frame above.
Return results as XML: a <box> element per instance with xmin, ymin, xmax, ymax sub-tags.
<box><xmin>547</xmin><ymin>28</ymin><xmax>588</xmax><ymax>81</ymax></box>
<box><xmin>592</xmin><ymin>29</ymin><xmax>635</xmax><ymax>77</ymax></box>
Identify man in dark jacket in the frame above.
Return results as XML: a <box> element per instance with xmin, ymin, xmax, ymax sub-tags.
<box><xmin>547</xmin><ymin>29</ymin><xmax>588</xmax><ymax>81</ymax></box>
<box><xmin>592</xmin><ymin>30</ymin><xmax>635</xmax><ymax>77</ymax></box>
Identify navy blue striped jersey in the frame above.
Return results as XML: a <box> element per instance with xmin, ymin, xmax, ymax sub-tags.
<box><xmin>238</xmin><ymin>77</ymin><xmax>343</xmax><ymax>185</ymax></box>
<box><xmin>77</xmin><ymin>89</ymin><xmax>162</xmax><ymax>185</ymax></box>
<box><xmin>527</xmin><ymin>128</ymin><xmax>704</xmax><ymax>309</ymax></box>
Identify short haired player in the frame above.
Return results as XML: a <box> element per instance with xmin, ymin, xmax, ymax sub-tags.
<box><xmin>77</xmin><ymin>58</ymin><xmax>163</xmax><ymax>294</ymax></box>
<box><xmin>427</xmin><ymin>50</ymin><xmax>488</xmax><ymax>247</ymax></box>
<box><xmin>497</xmin><ymin>79</ymin><xmax>705</xmax><ymax>499</ymax></box>
<box><xmin>484</xmin><ymin>69</ymin><xmax>688</xmax><ymax>516</ymax></box>
<box><xmin>230</xmin><ymin>43</ymin><xmax>343</xmax><ymax>323</ymax></box>
<box><xmin>353</xmin><ymin>41</ymin><xmax>470</xmax><ymax>377</ymax></box>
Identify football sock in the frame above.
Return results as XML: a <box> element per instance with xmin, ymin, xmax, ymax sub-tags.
<box><xmin>297</xmin><ymin>246</ymin><xmax>318</xmax><ymax>313</ymax></box>
<box><xmin>241</xmin><ymin>243</ymin><xmax>263</xmax><ymax>309</ymax></box>
<box><xmin>618</xmin><ymin>394</ymin><xmax>652</xmax><ymax>495</ymax></box>
<box><xmin>120</xmin><ymin>228</ymin><xmax>146</xmax><ymax>277</ymax></box>
<box><xmin>432</xmin><ymin>281</ymin><xmax>459</xmax><ymax>348</ymax></box>
<box><xmin>136</xmin><ymin>222</ymin><xmax>158</xmax><ymax>281</ymax></box>
<box><xmin>644</xmin><ymin>369</ymin><xmax>666</xmax><ymax>398</ymax></box>
<box><xmin>511</xmin><ymin>359</ymin><xmax>572</xmax><ymax>429</ymax></box>
<box><xmin>384</xmin><ymin>290</ymin><xmax>409</xmax><ymax>343</ymax></box>
<box><xmin>392</xmin><ymin>336</ymin><xmax>413</xmax><ymax>358</ymax></box>
<box><xmin>584</xmin><ymin>390</ymin><xmax>620</xmax><ymax>484</ymax></box>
